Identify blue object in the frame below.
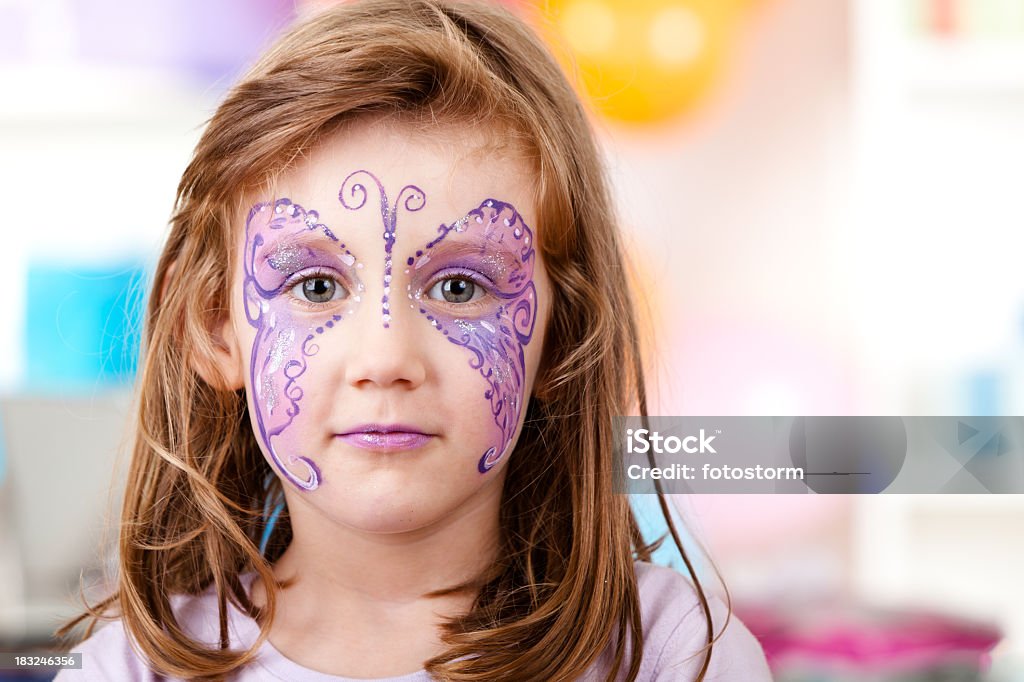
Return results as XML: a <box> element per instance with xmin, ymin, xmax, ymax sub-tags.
<box><xmin>260</xmin><ymin>500</ymin><xmax>286</xmax><ymax>557</ymax></box>
<box><xmin>630</xmin><ymin>494</ymin><xmax>707</xmax><ymax>580</ymax></box>
<box><xmin>24</xmin><ymin>262</ymin><xmax>148</xmax><ymax>390</ymax></box>
<box><xmin>966</xmin><ymin>371</ymin><xmax>1001</xmax><ymax>417</ymax></box>
<box><xmin>259</xmin><ymin>473</ymin><xmax>286</xmax><ymax>556</ymax></box>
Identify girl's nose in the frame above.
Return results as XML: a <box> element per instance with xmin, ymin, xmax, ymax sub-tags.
<box><xmin>342</xmin><ymin>303</ymin><xmax>427</xmax><ymax>390</ymax></box>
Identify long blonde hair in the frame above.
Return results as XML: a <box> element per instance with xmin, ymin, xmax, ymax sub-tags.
<box><xmin>60</xmin><ymin>1</ymin><xmax>717</xmax><ymax>679</ymax></box>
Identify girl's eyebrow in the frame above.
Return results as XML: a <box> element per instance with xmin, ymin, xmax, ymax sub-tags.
<box><xmin>407</xmin><ymin>233</ymin><xmax>519</xmax><ymax>266</ymax></box>
<box><xmin>405</xmin><ymin>237</ymin><xmax>522</xmax><ymax>284</ymax></box>
<box><xmin>257</xmin><ymin>232</ymin><xmax>355</xmax><ymax>273</ymax></box>
<box><xmin>258</xmin><ymin>228</ymin><xmax>338</xmax><ymax>252</ymax></box>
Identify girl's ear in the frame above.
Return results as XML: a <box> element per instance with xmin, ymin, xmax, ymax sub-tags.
<box><xmin>198</xmin><ymin>314</ymin><xmax>246</xmax><ymax>392</ymax></box>
<box><xmin>162</xmin><ymin>259</ymin><xmax>246</xmax><ymax>392</ymax></box>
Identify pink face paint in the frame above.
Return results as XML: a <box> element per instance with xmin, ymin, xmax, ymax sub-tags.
<box><xmin>404</xmin><ymin>200</ymin><xmax>537</xmax><ymax>473</ymax></box>
<box><xmin>244</xmin><ymin>199</ymin><xmax>363</xmax><ymax>491</ymax></box>
<box><xmin>338</xmin><ymin>170</ymin><xmax>425</xmax><ymax>328</ymax></box>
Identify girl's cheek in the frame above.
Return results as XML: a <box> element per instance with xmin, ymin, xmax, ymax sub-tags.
<box><xmin>403</xmin><ymin>199</ymin><xmax>538</xmax><ymax>474</ymax></box>
<box><xmin>243</xmin><ymin>198</ymin><xmax>362</xmax><ymax>492</ymax></box>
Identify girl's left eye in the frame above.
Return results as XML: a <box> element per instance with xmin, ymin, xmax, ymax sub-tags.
<box><xmin>290</xmin><ymin>275</ymin><xmax>347</xmax><ymax>304</ymax></box>
<box><xmin>427</xmin><ymin>277</ymin><xmax>485</xmax><ymax>304</ymax></box>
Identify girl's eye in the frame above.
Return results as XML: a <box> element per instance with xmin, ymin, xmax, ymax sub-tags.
<box><xmin>427</xmin><ymin>277</ymin><xmax>484</xmax><ymax>304</ymax></box>
<box><xmin>291</xmin><ymin>276</ymin><xmax>347</xmax><ymax>304</ymax></box>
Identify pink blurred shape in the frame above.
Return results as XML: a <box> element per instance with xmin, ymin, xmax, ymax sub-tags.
<box><xmin>661</xmin><ymin>315</ymin><xmax>858</xmax><ymax>416</ymax></box>
<box><xmin>741</xmin><ymin>604</ymin><xmax>1001</xmax><ymax>675</ymax></box>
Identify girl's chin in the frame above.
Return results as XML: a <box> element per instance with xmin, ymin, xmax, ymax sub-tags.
<box><xmin>324</xmin><ymin>505</ymin><xmax>456</xmax><ymax>535</ymax></box>
<box><xmin>305</xmin><ymin>480</ymin><xmax>494</xmax><ymax>535</ymax></box>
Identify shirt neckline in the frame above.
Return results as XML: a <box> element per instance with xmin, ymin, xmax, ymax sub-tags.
<box><xmin>231</xmin><ymin>572</ymin><xmax>433</xmax><ymax>682</ymax></box>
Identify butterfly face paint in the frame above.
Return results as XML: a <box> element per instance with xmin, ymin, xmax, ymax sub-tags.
<box><xmin>404</xmin><ymin>200</ymin><xmax>537</xmax><ymax>473</ymax></box>
<box><xmin>243</xmin><ymin>199</ymin><xmax>363</xmax><ymax>491</ymax></box>
<box><xmin>338</xmin><ymin>170</ymin><xmax>425</xmax><ymax>329</ymax></box>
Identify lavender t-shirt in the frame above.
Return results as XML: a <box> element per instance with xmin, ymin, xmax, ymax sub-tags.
<box><xmin>56</xmin><ymin>561</ymin><xmax>771</xmax><ymax>681</ymax></box>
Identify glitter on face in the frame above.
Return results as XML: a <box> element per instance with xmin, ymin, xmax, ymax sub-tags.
<box><xmin>268</xmin><ymin>242</ymin><xmax>304</xmax><ymax>273</ymax></box>
<box><xmin>404</xmin><ymin>199</ymin><xmax>537</xmax><ymax>474</ymax></box>
<box><xmin>267</xmin><ymin>328</ymin><xmax>295</xmax><ymax>374</ymax></box>
<box><xmin>244</xmin><ymin>198</ymin><xmax>361</xmax><ymax>491</ymax></box>
<box><xmin>338</xmin><ymin>170</ymin><xmax>425</xmax><ymax>328</ymax></box>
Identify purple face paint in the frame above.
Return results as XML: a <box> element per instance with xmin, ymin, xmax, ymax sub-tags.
<box><xmin>404</xmin><ymin>200</ymin><xmax>537</xmax><ymax>473</ymax></box>
<box><xmin>244</xmin><ymin>198</ymin><xmax>363</xmax><ymax>491</ymax></box>
<box><xmin>338</xmin><ymin>170</ymin><xmax>425</xmax><ymax>328</ymax></box>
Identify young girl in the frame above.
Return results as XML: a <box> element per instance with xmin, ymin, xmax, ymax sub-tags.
<box><xmin>57</xmin><ymin>1</ymin><xmax>770</xmax><ymax>679</ymax></box>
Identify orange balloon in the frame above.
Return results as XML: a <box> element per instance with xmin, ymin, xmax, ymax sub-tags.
<box><xmin>537</xmin><ymin>0</ymin><xmax>741</xmax><ymax>123</ymax></box>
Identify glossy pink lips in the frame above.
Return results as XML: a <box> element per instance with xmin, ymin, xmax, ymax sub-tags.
<box><xmin>335</xmin><ymin>421</ymin><xmax>432</xmax><ymax>448</ymax></box>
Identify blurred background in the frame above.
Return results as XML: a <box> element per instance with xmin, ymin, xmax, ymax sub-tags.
<box><xmin>1</xmin><ymin>0</ymin><xmax>1023</xmax><ymax>680</ymax></box>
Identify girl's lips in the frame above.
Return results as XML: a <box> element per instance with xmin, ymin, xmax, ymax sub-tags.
<box><xmin>336</xmin><ymin>432</ymin><xmax>433</xmax><ymax>451</ymax></box>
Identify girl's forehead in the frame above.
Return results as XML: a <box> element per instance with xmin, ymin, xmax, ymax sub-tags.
<box><xmin>250</xmin><ymin>120</ymin><xmax>537</xmax><ymax>248</ymax></box>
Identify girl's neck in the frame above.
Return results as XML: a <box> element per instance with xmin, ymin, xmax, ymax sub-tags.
<box><xmin>248</xmin><ymin>474</ymin><xmax>504</xmax><ymax>677</ymax></box>
<box><xmin>253</xmin><ymin>468</ymin><xmax>504</xmax><ymax>611</ymax></box>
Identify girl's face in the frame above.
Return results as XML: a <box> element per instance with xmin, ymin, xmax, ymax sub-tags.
<box><xmin>228</xmin><ymin>119</ymin><xmax>550</xmax><ymax>534</ymax></box>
